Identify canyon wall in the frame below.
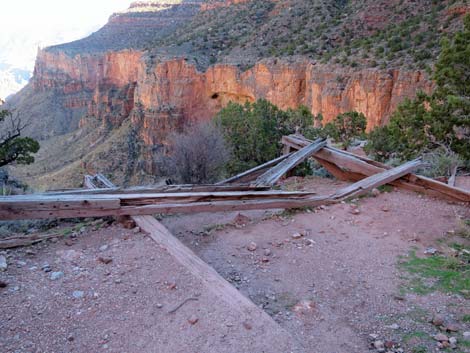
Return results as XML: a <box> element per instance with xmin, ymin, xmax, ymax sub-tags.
<box><xmin>31</xmin><ymin>49</ymin><xmax>433</xmax><ymax>145</ymax></box>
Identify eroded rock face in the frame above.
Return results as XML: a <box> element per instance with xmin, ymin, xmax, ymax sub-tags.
<box><xmin>31</xmin><ymin>50</ymin><xmax>433</xmax><ymax>143</ymax></box>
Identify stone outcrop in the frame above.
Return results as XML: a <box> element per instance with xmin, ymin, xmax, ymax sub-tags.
<box><xmin>31</xmin><ymin>50</ymin><xmax>433</xmax><ymax>144</ymax></box>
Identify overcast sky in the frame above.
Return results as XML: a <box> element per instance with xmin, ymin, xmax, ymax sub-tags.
<box><xmin>0</xmin><ymin>0</ymin><xmax>131</xmax><ymax>34</ymax></box>
<box><xmin>0</xmin><ymin>0</ymin><xmax>132</xmax><ymax>70</ymax></box>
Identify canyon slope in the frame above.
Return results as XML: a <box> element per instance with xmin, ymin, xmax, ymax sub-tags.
<box><xmin>6</xmin><ymin>0</ymin><xmax>469</xmax><ymax>188</ymax></box>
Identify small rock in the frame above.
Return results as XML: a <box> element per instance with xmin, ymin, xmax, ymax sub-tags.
<box><xmin>97</xmin><ymin>257</ymin><xmax>113</xmax><ymax>265</ymax></box>
<box><xmin>188</xmin><ymin>315</ymin><xmax>198</xmax><ymax>325</ymax></box>
<box><xmin>132</xmin><ymin>227</ymin><xmax>141</xmax><ymax>234</ymax></box>
<box><xmin>263</xmin><ymin>249</ymin><xmax>272</xmax><ymax>256</ymax></box>
<box><xmin>57</xmin><ymin>249</ymin><xmax>82</xmax><ymax>262</ymax></box>
<box><xmin>261</xmin><ymin>257</ymin><xmax>270</xmax><ymax>263</ymax></box>
<box><xmin>291</xmin><ymin>232</ymin><xmax>302</xmax><ymax>239</ymax></box>
<box><xmin>114</xmin><ymin>279</ymin><xmax>122</xmax><ymax>284</ymax></box>
<box><xmin>156</xmin><ymin>303</ymin><xmax>163</xmax><ymax>309</ymax></box>
<box><xmin>243</xmin><ymin>321</ymin><xmax>252</xmax><ymax>330</ymax></box>
<box><xmin>233</xmin><ymin>213</ymin><xmax>250</xmax><ymax>227</ymax></box>
<box><xmin>381</xmin><ymin>206</ymin><xmax>390</xmax><ymax>212</ymax></box>
<box><xmin>99</xmin><ymin>245</ymin><xmax>109</xmax><ymax>252</ymax></box>
<box><xmin>292</xmin><ymin>300</ymin><xmax>315</xmax><ymax>315</ymax></box>
<box><xmin>445</xmin><ymin>324</ymin><xmax>459</xmax><ymax>332</ymax></box>
<box><xmin>463</xmin><ymin>331</ymin><xmax>470</xmax><ymax>338</ymax></box>
<box><xmin>50</xmin><ymin>271</ymin><xmax>64</xmax><ymax>281</ymax></box>
<box><xmin>373</xmin><ymin>340</ymin><xmax>385</xmax><ymax>350</ymax></box>
<box><xmin>72</xmin><ymin>290</ymin><xmax>84</xmax><ymax>299</ymax></box>
<box><xmin>67</xmin><ymin>335</ymin><xmax>74</xmax><ymax>342</ymax></box>
<box><xmin>369</xmin><ymin>334</ymin><xmax>379</xmax><ymax>340</ymax></box>
<box><xmin>42</xmin><ymin>263</ymin><xmax>52</xmax><ymax>272</ymax></box>
<box><xmin>449</xmin><ymin>337</ymin><xmax>457</xmax><ymax>345</ymax></box>
<box><xmin>432</xmin><ymin>315</ymin><xmax>445</xmax><ymax>326</ymax></box>
<box><xmin>0</xmin><ymin>255</ymin><xmax>7</xmax><ymax>271</ymax></box>
<box><xmin>441</xmin><ymin>341</ymin><xmax>451</xmax><ymax>348</ymax></box>
<box><xmin>434</xmin><ymin>333</ymin><xmax>449</xmax><ymax>342</ymax></box>
<box><xmin>247</xmin><ymin>242</ymin><xmax>257</xmax><ymax>251</ymax></box>
<box><xmin>424</xmin><ymin>247</ymin><xmax>438</xmax><ymax>255</ymax></box>
<box><xmin>350</xmin><ymin>208</ymin><xmax>361</xmax><ymax>215</ymax></box>
<box><xmin>371</xmin><ymin>188</ymin><xmax>381</xmax><ymax>197</ymax></box>
<box><xmin>387</xmin><ymin>323</ymin><xmax>399</xmax><ymax>330</ymax></box>
<box><xmin>305</xmin><ymin>239</ymin><xmax>316</xmax><ymax>246</ymax></box>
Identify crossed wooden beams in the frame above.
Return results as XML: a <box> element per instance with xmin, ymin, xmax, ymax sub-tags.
<box><xmin>1</xmin><ymin>135</ymin><xmax>468</xmax><ymax>221</ymax></box>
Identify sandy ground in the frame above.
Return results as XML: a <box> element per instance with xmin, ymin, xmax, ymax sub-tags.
<box><xmin>1</xmin><ymin>176</ymin><xmax>469</xmax><ymax>353</ymax></box>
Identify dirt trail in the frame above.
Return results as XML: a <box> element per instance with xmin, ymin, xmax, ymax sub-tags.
<box><xmin>1</xmin><ymin>176</ymin><xmax>469</xmax><ymax>352</ymax></box>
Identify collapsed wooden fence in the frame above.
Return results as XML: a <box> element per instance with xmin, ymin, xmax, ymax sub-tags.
<box><xmin>0</xmin><ymin>135</ymin><xmax>468</xmax><ymax>221</ymax></box>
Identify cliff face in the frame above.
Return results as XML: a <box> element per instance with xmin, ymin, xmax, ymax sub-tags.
<box><xmin>13</xmin><ymin>0</ymin><xmax>465</xmax><ymax>187</ymax></box>
<box><xmin>31</xmin><ymin>51</ymin><xmax>433</xmax><ymax>143</ymax></box>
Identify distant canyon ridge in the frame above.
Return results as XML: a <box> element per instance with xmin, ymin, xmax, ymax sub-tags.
<box><xmin>5</xmin><ymin>0</ymin><xmax>469</xmax><ymax>188</ymax></box>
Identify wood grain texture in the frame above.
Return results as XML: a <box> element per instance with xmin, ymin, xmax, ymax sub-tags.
<box><xmin>253</xmin><ymin>139</ymin><xmax>327</xmax><ymax>186</ymax></box>
<box><xmin>283</xmin><ymin>135</ymin><xmax>470</xmax><ymax>203</ymax></box>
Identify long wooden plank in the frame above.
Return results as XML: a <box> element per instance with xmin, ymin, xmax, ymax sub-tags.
<box><xmin>1</xmin><ymin>190</ymin><xmax>317</xmax><ymax>205</ymax></box>
<box><xmin>330</xmin><ymin>159</ymin><xmax>422</xmax><ymax>199</ymax></box>
<box><xmin>0</xmin><ymin>162</ymin><xmax>423</xmax><ymax>220</ymax></box>
<box><xmin>87</xmin><ymin>176</ymin><xmax>299</xmax><ymax>346</ymax></box>
<box><xmin>283</xmin><ymin>135</ymin><xmax>470</xmax><ymax>203</ymax></box>
<box><xmin>46</xmin><ymin>184</ymin><xmax>270</xmax><ymax>196</ymax></box>
<box><xmin>134</xmin><ymin>216</ymin><xmax>286</xmax><ymax>320</ymax></box>
<box><xmin>217</xmin><ymin>153</ymin><xmax>292</xmax><ymax>185</ymax></box>
<box><xmin>253</xmin><ymin>138</ymin><xmax>327</xmax><ymax>186</ymax></box>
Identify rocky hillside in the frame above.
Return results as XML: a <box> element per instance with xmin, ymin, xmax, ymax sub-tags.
<box><xmin>6</xmin><ymin>0</ymin><xmax>470</xmax><ymax>189</ymax></box>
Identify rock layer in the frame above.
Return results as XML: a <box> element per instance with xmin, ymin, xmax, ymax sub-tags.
<box><xmin>31</xmin><ymin>50</ymin><xmax>433</xmax><ymax>143</ymax></box>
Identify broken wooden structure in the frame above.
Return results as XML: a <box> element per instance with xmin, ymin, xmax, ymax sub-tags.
<box><xmin>1</xmin><ymin>135</ymin><xmax>468</xmax><ymax>222</ymax></box>
<box><xmin>1</xmin><ymin>134</ymin><xmax>467</xmax><ymax>350</ymax></box>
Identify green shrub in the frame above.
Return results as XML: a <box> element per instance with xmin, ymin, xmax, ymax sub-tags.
<box><xmin>215</xmin><ymin>100</ymin><xmax>313</xmax><ymax>174</ymax></box>
<box><xmin>366</xmin><ymin>15</ymin><xmax>470</xmax><ymax>162</ymax></box>
<box><xmin>323</xmin><ymin>111</ymin><xmax>367</xmax><ymax>149</ymax></box>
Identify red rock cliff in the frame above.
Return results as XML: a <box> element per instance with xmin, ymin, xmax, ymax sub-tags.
<box><xmin>32</xmin><ymin>50</ymin><xmax>433</xmax><ymax>144</ymax></box>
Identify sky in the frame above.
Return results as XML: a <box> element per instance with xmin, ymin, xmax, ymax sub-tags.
<box><xmin>0</xmin><ymin>0</ymin><xmax>131</xmax><ymax>32</ymax></box>
<box><xmin>0</xmin><ymin>0</ymin><xmax>131</xmax><ymax>68</ymax></box>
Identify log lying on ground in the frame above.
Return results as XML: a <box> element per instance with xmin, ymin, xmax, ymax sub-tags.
<box><xmin>253</xmin><ymin>138</ymin><xmax>327</xmax><ymax>187</ymax></box>
<box><xmin>0</xmin><ymin>161</ymin><xmax>422</xmax><ymax>220</ymax></box>
<box><xmin>0</xmin><ymin>232</ymin><xmax>61</xmax><ymax>249</ymax></box>
<box><xmin>282</xmin><ymin>135</ymin><xmax>470</xmax><ymax>203</ymax></box>
<box><xmin>89</xmin><ymin>177</ymin><xmax>296</xmax><ymax>340</ymax></box>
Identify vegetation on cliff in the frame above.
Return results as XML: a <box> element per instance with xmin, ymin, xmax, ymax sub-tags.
<box><xmin>216</xmin><ymin>99</ymin><xmax>316</xmax><ymax>174</ymax></box>
<box><xmin>366</xmin><ymin>15</ymin><xmax>470</xmax><ymax>167</ymax></box>
<box><xmin>157</xmin><ymin>0</ymin><xmax>467</xmax><ymax>70</ymax></box>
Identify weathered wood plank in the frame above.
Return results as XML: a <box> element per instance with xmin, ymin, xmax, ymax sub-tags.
<box><xmin>89</xmin><ymin>177</ymin><xmax>297</xmax><ymax>344</ymax></box>
<box><xmin>46</xmin><ymin>184</ymin><xmax>269</xmax><ymax>196</ymax></box>
<box><xmin>134</xmin><ymin>216</ymin><xmax>283</xmax><ymax>321</ymax></box>
<box><xmin>330</xmin><ymin>159</ymin><xmax>422</xmax><ymax>199</ymax></box>
<box><xmin>253</xmin><ymin>138</ymin><xmax>327</xmax><ymax>186</ymax></box>
<box><xmin>283</xmin><ymin>134</ymin><xmax>470</xmax><ymax>203</ymax></box>
<box><xmin>217</xmin><ymin>153</ymin><xmax>292</xmax><ymax>185</ymax></box>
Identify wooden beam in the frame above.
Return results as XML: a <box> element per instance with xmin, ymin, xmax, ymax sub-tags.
<box><xmin>45</xmin><ymin>184</ymin><xmax>270</xmax><ymax>196</ymax></box>
<box><xmin>282</xmin><ymin>135</ymin><xmax>470</xmax><ymax>203</ymax></box>
<box><xmin>0</xmin><ymin>162</ymin><xmax>424</xmax><ymax>220</ymax></box>
<box><xmin>134</xmin><ymin>216</ymin><xmax>286</xmax><ymax>321</ymax></box>
<box><xmin>217</xmin><ymin>153</ymin><xmax>292</xmax><ymax>185</ymax></box>
<box><xmin>253</xmin><ymin>138</ymin><xmax>327</xmax><ymax>186</ymax></box>
<box><xmin>330</xmin><ymin>159</ymin><xmax>422</xmax><ymax>199</ymax></box>
<box><xmin>448</xmin><ymin>165</ymin><xmax>457</xmax><ymax>187</ymax></box>
<box><xmin>87</xmin><ymin>176</ymin><xmax>297</xmax><ymax>343</ymax></box>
